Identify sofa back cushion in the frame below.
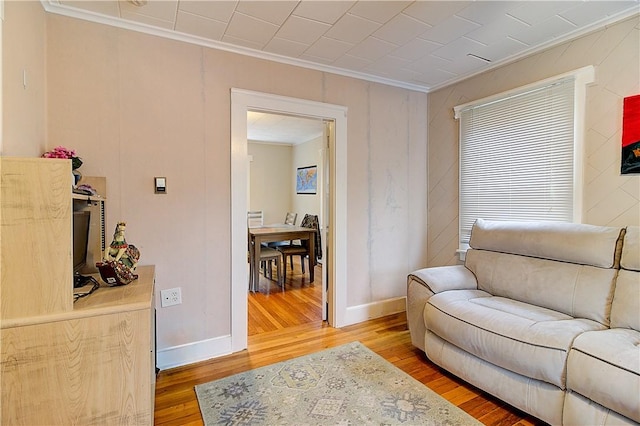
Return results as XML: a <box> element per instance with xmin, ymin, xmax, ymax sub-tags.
<box><xmin>611</xmin><ymin>226</ymin><xmax>640</xmax><ymax>330</ymax></box>
<box><xmin>469</xmin><ymin>219</ymin><xmax>624</xmax><ymax>268</ymax></box>
<box><xmin>466</xmin><ymin>219</ymin><xmax>624</xmax><ymax>326</ymax></box>
<box><xmin>465</xmin><ymin>250</ymin><xmax>617</xmax><ymax>325</ymax></box>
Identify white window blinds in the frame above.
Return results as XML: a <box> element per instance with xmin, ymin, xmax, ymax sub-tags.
<box><xmin>456</xmin><ymin>77</ymin><xmax>576</xmax><ymax>247</ymax></box>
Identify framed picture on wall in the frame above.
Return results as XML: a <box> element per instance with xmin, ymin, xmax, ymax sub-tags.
<box><xmin>296</xmin><ymin>165</ymin><xmax>317</xmax><ymax>194</ymax></box>
<box><xmin>621</xmin><ymin>94</ymin><xmax>640</xmax><ymax>174</ymax></box>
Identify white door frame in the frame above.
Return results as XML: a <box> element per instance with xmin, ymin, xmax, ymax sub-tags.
<box><xmin>230</xmin><ymin>88</ymin><xmax>348</xmax><ymax>352</ymax></box>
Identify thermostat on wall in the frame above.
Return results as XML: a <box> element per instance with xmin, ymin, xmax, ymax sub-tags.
<box><xmin>154</xmin><ymin>177</ymin><xmax>166</xmax><ymax>194</ymax></box>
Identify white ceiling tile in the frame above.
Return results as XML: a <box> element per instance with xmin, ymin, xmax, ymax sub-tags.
<box><xmin>403</xmin><ymin>1</ymin><xmax>471</xmax><ymax>26</ymax></box>
<box><xmin>439</xmin><ymin>56</ymin><xmax>487</xmax><ymax>76</ymax></box>
<box><xmin>508</xmin><ymin>2</ymin><xmax>579</xmax><ymax>26</ymax></box>
<box><xmin>389</xmin><ymin>67</ymin><xmax>423</xmax><ymax>83</ymax></box>
<box><xmin>222</xmin><ymin>33</ymin><xmax>265</xmax><ymax>50</ymax></box>
<box><xmin>235</xmin><ymin>1</ymin><xmax>299</xmax><ymax>26</ymax></box>
<box><xmin>455</xmin><ymin>1</ymin><xmax>521</xmax><ymax>26</ymax></box>
<box><xmin>120</xmin><ymin>0</ymin><xmax>177</xmax><ymax>22</ymax></box>
<box><xmin>275</xmin><ymin>15</ymin><xmax>330</xmax><ymax>45</ymax></box>
<box><xmin>420</xmin><ymin>15</ymin><xmax>481</xmax><ymax>45</ymax></box>
<box><xmin>365</xmin><ymin>55</ymin><xmax>412</xmax><ymax>75</ymax></box>
<box><xmin>305</xmin><ymin>36</ymin><xmax>354</xmax><ymax>61</ymax></box>
<box><xmin>464</xmin><ymin>14</ymin><xmax>529</xmax><ymax>45</ymax></box>
<box><xmin>292</xmin><ymin>1</ymin><xmax>356</xmax><ymax>25</ymax></box>
<box><xmin>331</xmin><ymin>54</ymin><xmax>372</xmax><ymax>71</ymax></box>
<box><xmin>474</xmin><ymin>36</ymin><xmax>528</xmax><ymax>62</ymax></box>
<box><xmin>178</xmin><ymin>1</ymin><xmax>237</xmax><ymax>24</ymax></box>
<box><xmin>299</xmin><ymin>52</ymin><xmax>334</xmax><ymax>65</ymax></box>
<box><xmin>225</xmin><ymin>12</ymin><xmax>279</xmax><ymax>46</ymax></box>
<box><xmin>431</xmin><ymin>37</ymin><xmax>486</xmax><ymax>62</ymax></box>
<box><xmin>264</xmin><ymin>37</ymin><xmax>309</xmax><ymax>57</ymax></box>
<box><xmin>348</xmin><ymin>37</ymin><xmax>398</xmax><ymax>61</ymax></box>
<box><xmin>406</xmin><ymin>54</ymin><xmax>452</xmax><ymax>74</ymax></box>
<box><xmin>410</xmin><ymin>68</ymin><xmax>456</xmax><ymax>86</ymax></box>
<box><xmin>389</xmin><ymin>37</ymin><xmax>441</xmax><ymax>61</ymax></box>
<box><xmin>348</xmin><ymin>1</ymin><xmax>411</xmax><ymax>24</ymax></box>
<box><xmin>511</xmin><ymin>15</ymin><xmax>577</xmax><ymax>46</ymax></box>
<box><xmin>60</xmin><ymin>0</ymin><xmax>119</xmax><ymax>17</ymax></box>
<box><xmin>373</xmin><ymin>13</ymin><xmax>431</xmax><ymax>46</ymax></box>
<box><xmin>175</xmin><ymin>11</ymin><xmax>227</xmax><ymax>40</ymax></box>
<box><xmin>121</xmin><ymin>10</ymin><xmax>174</xmax><ymax>29</ymax></box>
<box><xmin>324</xmin><ymin>13</ymin><xmax>381</xmax><ymax>44</ymax></box>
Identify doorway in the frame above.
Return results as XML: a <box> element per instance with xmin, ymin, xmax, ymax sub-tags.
<box><xmin>246</xmin><ymin>111</ymin><xmax>327</xmax><ymax>319</ymax></box>
<box><xmin>230</xmin><ymin>89</ymin><xmax>348</xmax><ymax>352</ymax></box>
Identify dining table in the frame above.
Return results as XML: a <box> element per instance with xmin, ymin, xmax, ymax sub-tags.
<box><xmin>248</xmin><ymin>224</ymin><xmax>316</xmax><ymax>292</ymax></box>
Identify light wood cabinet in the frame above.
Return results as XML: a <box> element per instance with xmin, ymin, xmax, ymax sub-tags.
<box><xmin>1</xmin><ymin>158</ymin><xmax>156</xmax><ymax>425</ymax></box>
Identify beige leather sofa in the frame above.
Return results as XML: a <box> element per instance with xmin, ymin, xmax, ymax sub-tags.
<box><xmin>407</xmin><ymin>219</ymin><xmax>639</xmax><ymax>425</ymax></box>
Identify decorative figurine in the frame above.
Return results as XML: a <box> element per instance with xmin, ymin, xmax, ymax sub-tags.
<box><xmin>96</xmin><ymin>222</ymin><xmax>140</xmax><ymax>286</ymax></box>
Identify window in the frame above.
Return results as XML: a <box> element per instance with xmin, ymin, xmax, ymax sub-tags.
<box><xmin>454</xmin><ymin>67</ymin><xmax>594</xmax><ymax>253</ymax></box>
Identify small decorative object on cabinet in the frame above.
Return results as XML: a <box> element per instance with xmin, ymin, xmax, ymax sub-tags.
<box><xmin>97</xmin><ymin>221</ymin><xmax>141</xmax><ymax>286</ymax></box>
<box><xmin>1</xmin><ymin>157</ymin><xmax>156</xmax><ymax>425</ymax></box>
<box><xmin>42</xmin><ymin>145</ymin><xmax>83</xmax><ymax>186</ymax></box>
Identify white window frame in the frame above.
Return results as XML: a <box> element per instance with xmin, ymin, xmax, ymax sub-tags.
<box><xmin>454</xmin><ymin>66</ymin><xmax>595</xmax><ymax>259</ymax></box>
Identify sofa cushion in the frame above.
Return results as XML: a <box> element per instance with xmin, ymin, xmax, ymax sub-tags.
<box><xmin>620</xmin><ymin>226</ymin><xmax>639</xmax><ymax>271</ymax></box>
<box><xmin>465</xmin><ymin>249</ymin><xmax>617</xmax><ymax>326</ymax></box>
<box><xmin>564</xmin><ymin>391</ymin><xmax>640</xmax><ymax>426</ymax></box>
<box><xmin>567</xmin><ymin>328</ymin><xmax>640</xmax><ymax>423</ymax></box>
<box><xmin>611</xmin><ymin>269</ymin><xmax>640</xmax><ymax>331</ymax></box>
<box><xmin>425</xmin><ymin>289</ymin><xmax>607</xmax><ymax>388</ymax></box>
<box><xmin>611</xmin><ymin>226</ymin><xmax>640</xmax><ymax>331</ymax></box>
<box><xmin>469</xmin><ymin>218</ymin><xmax>623</xmax><ymax>268</ymax></box>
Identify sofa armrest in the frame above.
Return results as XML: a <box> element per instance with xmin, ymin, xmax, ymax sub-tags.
<box><xmin>409</xmin><ymin>265</ymin><xmax>478</xmax><ymax>294</ymax></box>
<box><xmin>406</xmin><ymin>266</ymin><xmax>477</xmax><ymax>351</ymax></box>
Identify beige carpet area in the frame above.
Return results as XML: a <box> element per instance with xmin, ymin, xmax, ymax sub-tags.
<box><xmin>195</xmin><ymin>341</ymin><xmax>482</xmax><ymax>425</ymax></box>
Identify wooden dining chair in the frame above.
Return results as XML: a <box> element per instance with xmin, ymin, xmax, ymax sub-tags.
<box><xmin>258</xmin><ymin>245</ymin><xmax>284</xmax><ymax>292</ymax></box>
<box><xmin>267</xmin><ymin>212</ymin><xmax>298</xmax><ymax>253</ymax></box>
<box><xmin>284</xmin><ymin>212</ymin><xmax>297</xmax><ymax>225</ymax></box>
<box><xmin>277</xmin><ymin>214</ymin><xmax>321</xmax><ymax>282</ymax></box>
<box><xmin>247</xmin><ymin>210</ymin><xmax>263</xmax><ymax>228</ymax></box>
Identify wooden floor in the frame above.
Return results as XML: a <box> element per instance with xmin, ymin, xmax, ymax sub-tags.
<box><xmin>154</xmin><ymin>259</ymin><xmax>544</xmax><ymax>425</ymax></box>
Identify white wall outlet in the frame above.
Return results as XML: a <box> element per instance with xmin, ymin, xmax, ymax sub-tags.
<box><xmin>160</xmin><ymin>287</ymin><xmax>182</xmax><ymax>307</ymax></box>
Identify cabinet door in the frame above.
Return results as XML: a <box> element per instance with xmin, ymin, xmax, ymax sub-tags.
<box><xmin>1</xmin><ymin>310</ymin><xmax>152</xmax><ymax>425</ymax></box>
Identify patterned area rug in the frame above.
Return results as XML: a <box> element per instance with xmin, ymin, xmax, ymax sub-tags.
<box><xmin>195</xmin><ymin>341</ymin><xmax>482</xmax><ymax>425</ymax></box>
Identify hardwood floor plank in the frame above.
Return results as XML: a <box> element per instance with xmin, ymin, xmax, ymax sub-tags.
<box><xmin>155</xmin><ymin>259</ymin><xmax>545</xmax><ymax>426</ymax></box>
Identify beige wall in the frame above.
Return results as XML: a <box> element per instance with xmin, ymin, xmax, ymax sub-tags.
<box><xmin>2</xmin><ymin>5</ymin><xmax>428</xmax><ymax>360</ymax></box>
<box><xmin>292</xmin><ymin>135</ymin><xmax>323</xmax><ymax>222</ymax></box>
<box><xmin>248</xmin><ymin>136</ymin><xmax>323</xmax><ymax>228</ymax></box>
<box><xmin>248</xmin><ymin>141</ymin><xmax>293</xmax><ymax>225</ymax></box>
<box><xmin>427</xmin><ymin>14</ymin><xmax>640</xmax><ymax>267</ymax></box>
<box><xmin>2</xmin><ymin>1</ymin><xmax>46</xmax><ymax>156</ymax></box>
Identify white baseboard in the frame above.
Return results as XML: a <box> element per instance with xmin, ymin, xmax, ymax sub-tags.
<box><xmin>157</xmin><ymin>297</ymin><xmax>407</xmax><ymax>370</ymax></box>
<box><xmin>342</xmin><ymin>296</ymin><xmax>407</xmax><ymax>327</ymax></box>
<box><xmin>156</xmin><ymin>334</ymin><xmax>232</xmax><ymax>371</ymax></box>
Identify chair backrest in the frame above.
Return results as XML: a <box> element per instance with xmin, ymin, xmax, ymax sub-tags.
<box><xmin>284</xmin><ymin>212</ymin><xmax>297</xmax><ymax>225</ymax></box>
<box><xmin>300</xmin><ymin>214</ymin><xmax>322</xmax><ymax>260</ymax></box>
<box><xmin>247</xmin><ymin>211</ymin><xmax>263</xmax><ymax>228</ymax></box>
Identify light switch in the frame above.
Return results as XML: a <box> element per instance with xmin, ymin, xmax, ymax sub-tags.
<box><xmin>154</xmin><ymin>177</ymin><xmax>166</xmax><ymax>194</ymax></box>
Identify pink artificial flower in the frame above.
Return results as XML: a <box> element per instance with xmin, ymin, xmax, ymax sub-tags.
<box><xmin>42</xmin><ymin>146</ymin><xmax>83</xmax><ymax>169</ymax></box>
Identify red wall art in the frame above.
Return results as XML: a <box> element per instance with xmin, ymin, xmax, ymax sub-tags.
<box><xmin>621</xmin><ymin>94</ymin><xmax>640</xmax><ymax>174</ymax></box>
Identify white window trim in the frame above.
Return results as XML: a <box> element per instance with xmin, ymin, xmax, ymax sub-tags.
<box><xmin>454</xmin><ymin>65</ymin><xmax>595</xmax><ymax>261</ymax></box>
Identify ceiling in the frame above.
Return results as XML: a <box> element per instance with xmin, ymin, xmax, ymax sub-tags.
<box><xmin>45</xmin><ymin>0</ymin><xmax>639</xmax><ymax>93</ymax></box>
<box><xmin>247</xmin><ymin>111</ymin><xmax>324</xmax><ymax>144</ymax></box>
